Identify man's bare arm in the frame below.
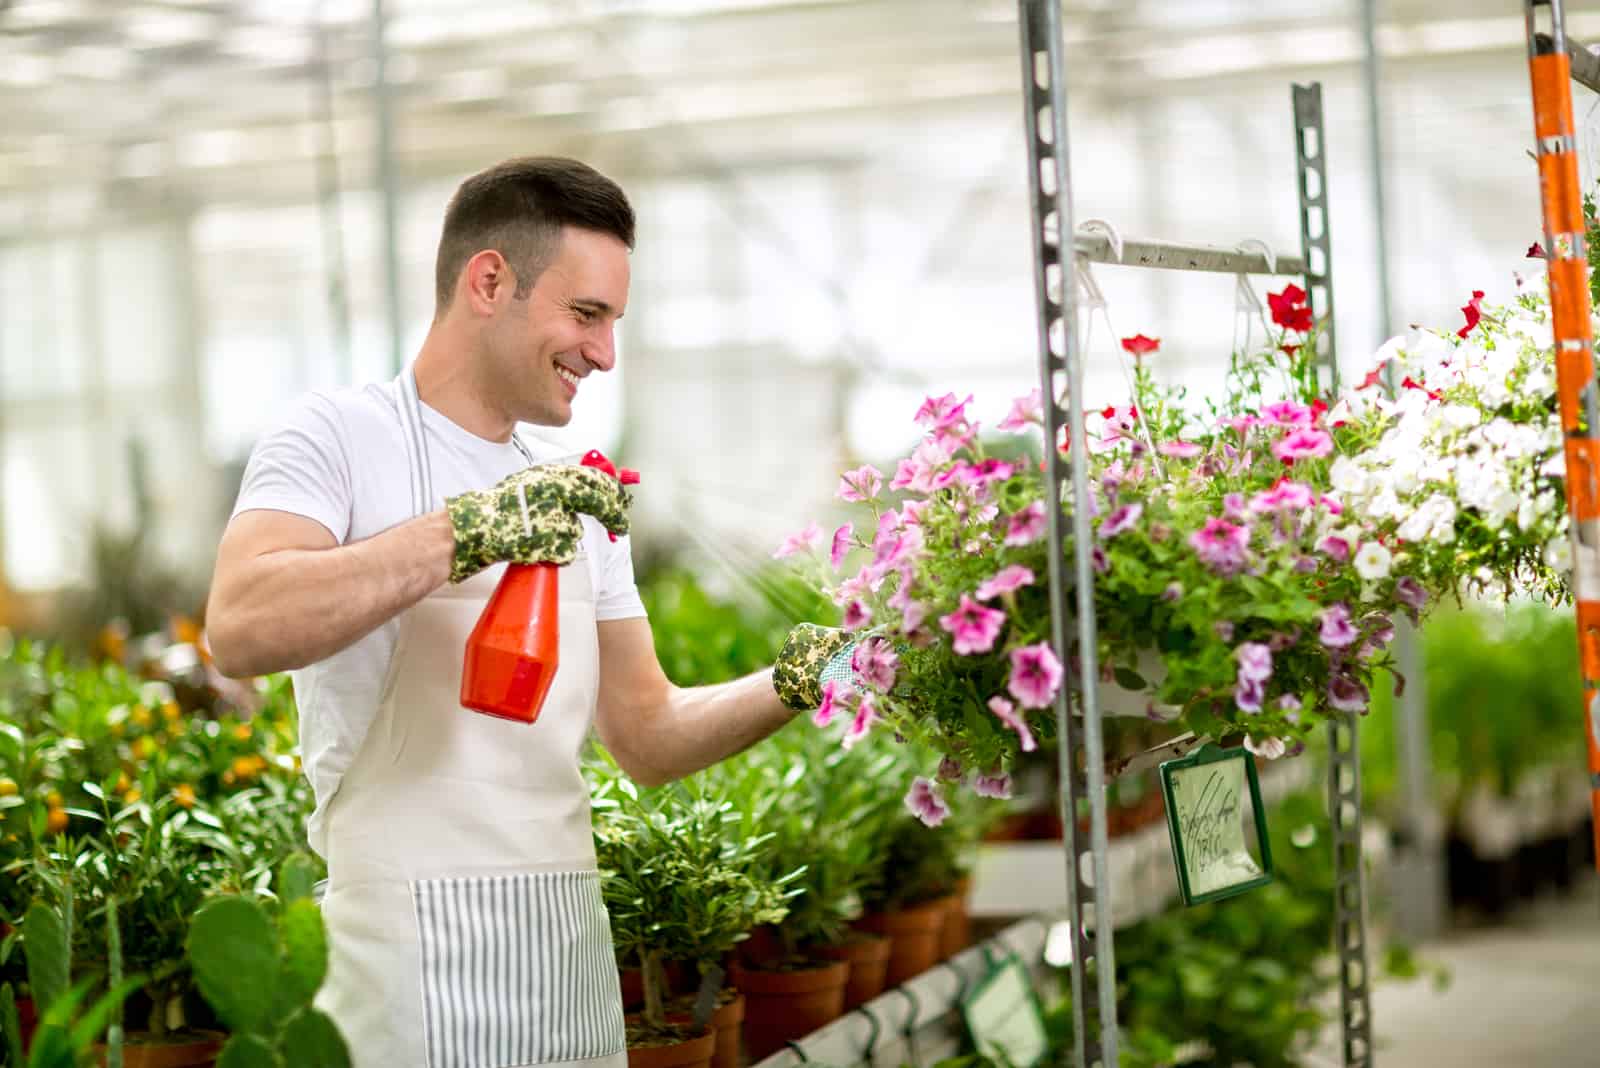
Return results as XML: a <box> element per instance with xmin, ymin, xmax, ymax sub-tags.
<box><xmin>593</xmin><ymin>617</ymin><xmax>794</xmax><ymax>787</ymax></box>
<box><xmin>205</xmin><ymin>509</ymin><xmax>455</xmax><ymax>678</ymax></box>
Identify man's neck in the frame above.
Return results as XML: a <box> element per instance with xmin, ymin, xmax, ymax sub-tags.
<box><xmin>412</xmin><ymin>332</ymin><xmax>515</xmax><ymax>443</ymax></box>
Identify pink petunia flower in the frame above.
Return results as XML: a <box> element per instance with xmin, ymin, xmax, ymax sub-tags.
<box><xmin>1250</xmin><ymin>480</ymin><xmax>1315</xmax><ymax>514</ymax></box>
<box><xmin>972</xmin><ymin>771</ymin><xmax>1013</xmax><ymax>799</ymax></box>
<box><xmin>1004</xmin><ymin>502</ymin><xmax>1049</xmax><ymax>546</ymax></box>
<box><xmin>1222</xmin><ymin>415</ymin><xmax>1259</xmax><ymax>434</ymax></box>
<box><xmin>843</xmin><ymin>600</ymin><xmax>873</xmax><ymax>631</ymax></box>
<box><xmin>940</xmin><ymin>595</ymin><xmax>1007</xmax><ymax>655</ymax></box>
<box><xmin>830</xmin><ymin>523</ymin><xmax>854</xmax><ymax>568</ymax></box>
<box><xmin>837</xmin><ymin>464</ymin><xmax>884</xmax><ymax>503</ymax></box>
<box><xmin>1159</xmin><ymin>440</ymin><xmax>1203</xmax><ymax>459</ymax></box>
<box><xmin>1099</xmin><ymin>501</ymin><xmax>1144</xmax><ymax>539</ymax></box>
<box><xmin>998</xmin><ymin>388</ymin><xmax>1043</xmax><ymax>431</ymax></box>
<box><xmin>851</xmin><ymin>637</ymin><xmax>899</xmax><ymax>693</ymax></box>
<box><xmin>1007</xmin><ymin>643</ymin><xmax>1064</xmax><ymax>710</ymax></box>
<box><xmin>1327</xmin><ymin>673</ymin><xmax>1369</xmax><ymax>713</ymax></box>
<box><xmin>1272</xmin><ymin>427</ymin><xmax>1334</xmax><ymax>464</ymax></box>
<box><xmin>899</xmin><ymin>600</ymin><xmax>928</xmax><ymax>634</ymax></box>
<box><xmin>1394</xmin><ymin>576</ymin><xmax>1428</xmax><ymax>623</ymax></box>
<box><xmin>1318</xmin><ymin>534</ymin><xmax>1351</xmax><ymax>563</ymax></box>
<box><xmin>1235</xmin><ymin>678</ymin><xmax>1265</xmax><ymax>713</ymax></box>
<box><xmin>914</xmin><ymin>392</ymin><xmax>974</xmax><ymax>429</ymax></box>
<box><xmin>976</xmin><ymin>565</ymin><xmax>1036</xmax><ymax>601</ymax></box>
<box><xmin>1319</xmin><ymin>603</ymin><xmax>1358</xmax><ymax>649</ymax></box>
<box><xmin>973</xmin><ymin>458</ymin><xmax>1017</xmax><ymax>485</ymax></box>
<box><xmin>813</xmin><ymin>680</ymin><xmax>846</xmax><ymax>728</ymax></box>
<box><xmin>1318</xmin><ymin>494</ymin><xmax>1344</xmax><ymax>516</ymax></box>
<box><xmin>987</xmin><ymin>695</ymin><xmax>1038</xmax><ymax>751</ymax></box>
<box><xmin>772</xmin><ymin>522</ymin><xmax>822</xmax><ymax>559</ymax></box>
<box><xmin>1189</xmin><ymin>517</ymin><xmax>1250</xmax><ymax>576</ymax></box>
<box><xmin>1261</xmin><ymin>400</ymin><xmax>1315</xmax><ymax>427</ymax></box>
<box><xmin>1235</xmin><ymin>642</ymin><xmax>1274</xmax><ymax>683</ymax></box>
<box><xmin>842</xmin><ymin>691</ymin><xmax>879</xmax><ymax>749</ymax></box>
<box><xmin>904</xmin><ymin>777</ymin><xmax>951</xmax><ymax>827</ymax></box>
<box><xmin>1245</xmin><ymin>735</ymin><xmax>1288</xmax><ymax>760</ymax></box>
<box><xmin>1224</xmin><ymin>493</ymin><xmax>1249</xmax><ymax>521</ymax></box>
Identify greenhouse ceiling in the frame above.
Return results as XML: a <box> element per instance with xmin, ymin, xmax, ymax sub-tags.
<box><xmin>3</xmin><ymin>0</ymin><xmax>1599</xmax><ymax>213</ymax></box>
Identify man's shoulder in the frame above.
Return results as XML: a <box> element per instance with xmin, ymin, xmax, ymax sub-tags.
<box><xmin>277</xmin><ymin>380</ymin><xmax>404</xmax><ymax>445</ymax></box>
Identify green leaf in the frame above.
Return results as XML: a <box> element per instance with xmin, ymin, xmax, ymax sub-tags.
<box><xmin>66</xmin><ymin>975</ymin><xmax>145</xmax><ymax>1056</ymax></box>
<box><xmin>276</xmin><ymin>855</ymin><xmax>319</xmax><ymax>906</ymax></box>
<box><xmin>1</xmin><ymin>984</ymin><xmax>22</xmax><ymax>1068</ymax></box>
<box><xmin>22</xmin><ymin>902</ymin><xmax>69</xmax><ymax>1015</ymax></box>
<box><xmin>187</xmin><ymin>896</ymin><xmax>279</xmax><ymax>1035</ymax></box>
<box><xmin>216</xmin><ymin>1034</ymin><xmax>284</xmax><ymax>1068</ymax></box>
<box><xmin>278</xmin><ymin>1008</ymin><xmax>351</xmax><ymax>1068</ymax></box>
<box><xmin>275</xmin><ymin>900</ymin><xmax>327</xmax><ymax>1014</ymax></box>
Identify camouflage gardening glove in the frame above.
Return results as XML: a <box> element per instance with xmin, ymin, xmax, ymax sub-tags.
<box><xmin>445</xmin><ymin>464</ymin><xmax>632</xmax><ymax>583</ymax></box>
<box><xmin>773</xmin><ymin>624</ymin><xmax>857</xmax><ymax>711</ymax></box>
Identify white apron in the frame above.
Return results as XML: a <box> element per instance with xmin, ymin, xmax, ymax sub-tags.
<box><xmin>315</xmin><ymin>370</ymin><xmax>627</xmax><ymax>1068</ymax></box>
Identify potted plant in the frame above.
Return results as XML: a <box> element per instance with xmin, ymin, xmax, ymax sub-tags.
<box><xmin>698</xmin><ymin>723</ymin><xmax>902</xmax><ymax>1058</ymax></box>
<box><xmin>589</xmin><ymin>756</ymin><xmax>791</xmax><ymax>1068</ymax></box>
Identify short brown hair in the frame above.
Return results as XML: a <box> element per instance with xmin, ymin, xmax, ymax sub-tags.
<box><xmin>434</xmin><ymin>156</ymin><xmax>635</xmax><ymax>312</ymax></box>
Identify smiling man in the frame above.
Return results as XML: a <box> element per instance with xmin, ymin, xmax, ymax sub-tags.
<box><xmin>204</xmin><ymin>157</ymin><xmax>850</xmax><ymax>1068</ymax></box>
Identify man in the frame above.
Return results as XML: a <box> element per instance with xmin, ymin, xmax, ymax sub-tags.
<box><xmin>206</xmin><ymin>157</ymin><xmax>845</xmax><ymax>1068</ymax></box>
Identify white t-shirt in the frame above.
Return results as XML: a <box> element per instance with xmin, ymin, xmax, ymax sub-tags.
<box><xmin>229</xmin><ymin>378</ymin><xmax>646</xmax><ymax>855</ymax></box>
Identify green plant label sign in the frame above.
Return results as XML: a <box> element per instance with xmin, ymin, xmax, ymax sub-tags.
<box><xmin>1161</xmin><ymin>744</ymin><xmax>1274</xmax><ymax>905</ymax></box>
<box><xmin>961</xmin><ymin>955</ymin><xmax>1048</xmax><ymax>1068</ymax></box>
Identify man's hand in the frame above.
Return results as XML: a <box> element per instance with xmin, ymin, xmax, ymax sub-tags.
<box><xmin>446</xmin><ymin>464</ymin><xmax>632</xmax><ymax>583</ymax></box>
<box><xmin>772</xmin><ymin>623</ymin><xmax>856</xmax><ymax>711</ymax></box>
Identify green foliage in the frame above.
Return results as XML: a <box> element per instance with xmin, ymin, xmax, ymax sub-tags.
<box><xmin>184</xmin><ymin>885</ymin><xmax>348</xmax><ymax>1068</ymax></box>
<box><xmin>1364</xmin><ymin>600</ymin><xmax>1586</xmax><ymax>812</ymax></box>
<box><xmin>589</xmin><ymin>753</ymin><xmax>795</xmax><ymax>1025</ymax></box>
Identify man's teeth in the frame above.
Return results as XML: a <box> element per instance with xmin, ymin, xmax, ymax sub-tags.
<box><xmin>557</xmin><ymin>366</ymin><xmax>579</xmax><ymax>387</ymax></box>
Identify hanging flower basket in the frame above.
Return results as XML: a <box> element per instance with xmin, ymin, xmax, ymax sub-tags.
<box><xmin>777</xmin><ymin>277</ymin><xmax>1570</xmax><ymax>822</ymax></box>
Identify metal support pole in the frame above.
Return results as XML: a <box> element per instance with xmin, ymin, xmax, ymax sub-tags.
<box><xmin>372</xmin><ymin>0</ymin><xmax>405</xmax><ymax>377</ymax></box>
<box><xmin>1294</xmin><ymin>84</ymin><xmax>1339</xmax><ymax>393</ymax></box>
<box><xmin>1016</xmin><ymin>2</ymin><xmax>1115</xmax><ymax>1064</ymax></box>
<box><xmin>1526</xmin><ymin>0</ymin><xmax>1600</xmax><ymax>871</ymax></box>
<box><xmin>1328</xmin><ymin>712</ymin><xmax>1375</xmax><ymax>1067</ymax></box>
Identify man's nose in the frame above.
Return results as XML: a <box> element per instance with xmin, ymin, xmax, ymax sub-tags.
<box><xmin>583</xmin><ymin>327</ymin><xmax>616</xmax><ymax>372</ymax></box>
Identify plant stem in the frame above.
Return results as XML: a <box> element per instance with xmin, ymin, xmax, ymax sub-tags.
<box><xmin>641</xmin><ymin>947</ymin><xmax>666</xmax><ymax>1029</ymax></box>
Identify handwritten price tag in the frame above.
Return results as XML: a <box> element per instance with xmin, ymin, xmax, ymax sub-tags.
<box><xmin>1160</xmin><ymin>744</ymin><xmax>1275</xmax><ymax>905</ymax></box>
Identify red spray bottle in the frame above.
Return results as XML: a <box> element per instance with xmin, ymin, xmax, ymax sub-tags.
<box><xmin>459</xmin><ymin>450</ymin><xmax>639</xmax><ymax>723</ymax></box>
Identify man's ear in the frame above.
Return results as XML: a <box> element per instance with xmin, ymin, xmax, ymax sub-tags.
<box><xmin>460</xmin><ymin>249</ymin><xmax>513</xmax><ymax>315</ymax></box>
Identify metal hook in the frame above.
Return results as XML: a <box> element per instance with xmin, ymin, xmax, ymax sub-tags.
<box><xmin>1074</xmin><ymin>252</ymin><xmax>1108</xmax><ymax>311</ymax></box>
<box><xmin>1079</xmin><ymin>217</ymin><xmax>1126</xmax><ymax>263</ymax></box>
<box><xmin>856</xmin><ymin>1004</ymin><xmax>883</xmax><ymax>1059</ymax></box>
<box><xmin>1235</xmin><ymin>237</ymin><xmax>1278</xmax><ymax>276</ymax></box>
<box><xmin>896</xmin><ymin>985</ymin><xmax>922</xmax><ymax>1031</ymax></box>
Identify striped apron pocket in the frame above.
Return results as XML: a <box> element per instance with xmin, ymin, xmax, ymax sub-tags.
<box><xmin>412</xmin><ymin>871</ymin><xmax>625</xmax><ymax>1068</ymax></box>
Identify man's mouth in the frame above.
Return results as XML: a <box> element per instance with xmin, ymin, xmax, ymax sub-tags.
<box><xmin>556</xmin><ymin>364</ymin><xmax>580</xmax><ymax>390</ymax></box>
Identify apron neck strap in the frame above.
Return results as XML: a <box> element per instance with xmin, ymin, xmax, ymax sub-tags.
<box><xmin>396</xmin><ymin>366</ymin><xmax>433</xmax><ymax>517</ymax></box>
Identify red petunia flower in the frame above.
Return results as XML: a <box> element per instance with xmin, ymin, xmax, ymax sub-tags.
<box><xmin>1457</xmin><ymin>289</ymin><xmax>1486</xmax><ymax>339</ymax></box>
<box><xmin>1357</xmin><ymin>365</ymin><xmax>1387</xmax><ymax>391</ymax></box>
<box><xmin>1267</xmin><ymin>284</ymin><xmax>1314</xmax><ymax>332</ymax></box>
<box><xmin>1528</xmin><ymin>242</ymin><xmax>1547</xmax><ymax>259</ymax></box>
<box><xmin>1401</xmin><ymin>375</ymin><xmax>1443</xmax><ymax>401</ymax></box>
<box><xmin>1120</xmin><ymin>334</ymin><xmax>1161</xmax><ymax>358</ymax></box>
<box><xmin>1280</xmin><ymin>343</ymin><xmax>1301</xmax><ymax>357</ymax></box>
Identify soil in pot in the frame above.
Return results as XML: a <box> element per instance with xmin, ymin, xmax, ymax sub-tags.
<box><xmin>663</xmin><ymin>988</ymin><xmax>743</xmax><ymax>1068</ymax></box>
<box><xmin>625</xmin><ymin>1022</ymin><xmax>716</xmax><ymax>1068</ymax></box>
<box><xmin>855</xmin><ymin>896</ymin><xmax>949</xmax><ymax>987</ymax></box>
<box><xmin>727</xmin><ymin>957</ymin><xmax>849</xmax><ymax>1061</ymax></box>
<box><xmin>96</xmin><ymin>1030</ymin><xmax>226</xmax><ymax>1068</ymax></box>
<box><xmin>815</xmin><ymin>930</ymin><xmax>891</xmax><ymax>1011</ymax></box>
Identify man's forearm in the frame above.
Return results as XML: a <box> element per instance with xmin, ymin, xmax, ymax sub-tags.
<box><xmin>208</xmin><ymin>511</ymin><xmax>455</xmax><ymax>678</ymax></box>
<box><xmin>626</xmin><ymin>671</ymin><xmax>795</xmax><ymax>786</ymax></box>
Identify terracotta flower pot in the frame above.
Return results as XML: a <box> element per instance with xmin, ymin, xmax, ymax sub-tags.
<box><xmin>855</xmin><ymin>896</ymin><xmax>949</xmax><ymax>987</ymax></box>
<box><xmin>16</xmin><ymin>997</ymin><xmax>36</xmax><ymax>1052</ymax></box>
<box><xmin>626</xmin><ymin>1024</ymin><xmax>716</xmax><ymax>1068</ymax></box>
<box><xmin>664</xmin><ymin>989</ymin><xmax>744</xmax><ymax>1068</ymax></box>
<box><xmin>734</xmin><ymin>925</ymin><xmax>784</xmax><ymax>968</ymax></box>
<box><xmin>620</xmin><ymin>959</ymin><xmax>692</xmax><ymax>1010</ymax></box>
<box><xmin>727</xmin><ymin>958</ymin><xmax>849</xmax><ymax>1061</ymax></box>
<box><xmin>815</xmin><ymin>931</ymin><xmax>891</xmax><ymax>1011</ymax></box>
<box><xmin>939</xmin><ymin>878</ymin><xmax>973</xmax><ymax>960</ymax></box>
<box><xmin>97</xmin><ymin>1031</ymin><xmax>226</xmax><ymax>1068</ymax></box>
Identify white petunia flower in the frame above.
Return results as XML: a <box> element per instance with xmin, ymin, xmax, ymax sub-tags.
<box><xmin>1352</xmin><ymin>541</ymin><xmax>1393</xmax><ymax>580</ymax></box>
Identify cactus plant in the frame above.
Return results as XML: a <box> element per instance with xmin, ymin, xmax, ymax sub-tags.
<box><xmin>185</xmin><ymin>863</ymin><xmax>349</xmax><ymax>1068</ymax></box>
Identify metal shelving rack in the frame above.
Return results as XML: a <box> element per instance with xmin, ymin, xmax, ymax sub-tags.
<box><xmin>1525</xmin><ymin>0</ymin><xmax>1600</xmax><ymax>874</ymax></box>
<box><xmin>1017</xmin><ymin>3</ymin><xmax>1370</xmax><ymax>1066</ymax></box>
